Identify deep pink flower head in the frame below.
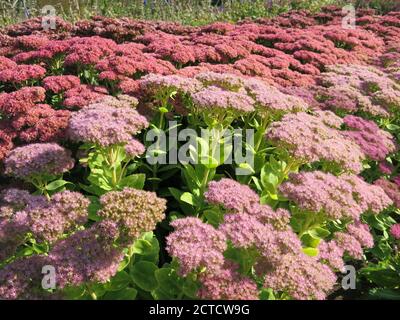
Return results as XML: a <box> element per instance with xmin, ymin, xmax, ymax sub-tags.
<box><xmin>62</xmin><ymin>85</ymin><xmax>108</xmax><ymax>109</ymax></box>
<box><xmin>0</xmin><ymin>64</ymin><xmax>46</xmax><ymax>84</ymax></box>
<box><xmin>43</xmin><ymin>75</ymin><xmax>81</xmax><ymax>93</ymax></box>
<box><xmin>0</xmin><ymin>128</ymin><xmax>14</xmax><ymax>161</ymax></box>
<box><xmin>166</xmin><ymin>217</ymin><xmax>227</xmax><ymax>276</ymax></box>
<box><xmin>11</xmin><ymin>104</ymin><xmax>70</xmax><ymax>143</ymax></box>
<box><xmin>0</xmin><ymin>56</ymin><xmax>17</xmax><ymax>71</ymax></box>
<box><xmin>390</xmin><ymin>224</ymin><xmax>400</xmax><ymax>240</ymax></box>
<box><xmin>4</xmin><ymin>143</ymin><xmax>74</xmax><ymax>180</ymax></box>
<box><xmin>0</xmin><ymin>86</ymin><xmax>46</xmax><ymax>115</ymax></box>
<box><xmin>393</xmin><ymin>176</ymin><xmax>400</xmax><ymax>187</ymax></box>
<box><xmin>378</xmin><ymin>161</ymin><xmax>394</xmax><ymax>175</ymax></box>
<box><xmin>67</xmin><ymin>104</ymin><xmax>148</xmax><ymax>147</ymax></box>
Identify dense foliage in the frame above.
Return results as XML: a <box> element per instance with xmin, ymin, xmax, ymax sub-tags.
<box><xmin>0</xmin><ymin>6</ymin><xmax>399</xmax><ymax>300</ymax></box>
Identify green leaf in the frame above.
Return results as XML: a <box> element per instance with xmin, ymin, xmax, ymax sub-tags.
<box><xmin>88</xmin><ymin>196</ymin><xmax>101</xmax><ymax>221</ymax></box>
<box><xmin>131</xmin><ymin>261</ymin><xmax>158</xmax><ymax>292</ymax></box>
<box><xmin>199</xmin><ymin>155</ymin><xmax>219</xmax><ymax>169</ymax></box>
<box><xmin>119</xmin><ymin>174</ymin><xmax>145</xmax><ymax>189</ymax></box>
<box><xmin>153</xmin><ymin>268</ymin><xmax>183</xmax><ymax>299</ymax></box>
<box><xmin>203</xmin><ymin>209</ymin><xmax>224</xmax><ymax>227</ymax></box>
<box><xmin>168</xmin><ymin>187</ymin><xmax>184</xmax><ymax>201</ymax></box>
<box><xmin>302</xmin><ymin>247</ymin><xmax>319</xmax><ymax>257</ymax></box>
<box><xmin>107</xmin><ymin>271</ymin><xmax>132</xmax><ymax>291</ymax></box>
<box><xmin>45</xmin><ymin>179</ymin><xmax>71</xmax><ymax>191</ymax></box>
<box><xmin>102</xmin><ymin>288</ymin><xmax>137</xmax><ymax>300</ymax></box>
<box><xmin>259</xmin><ymin>288</ymin><xmax>275</xmax><ymax>300</ymax></box>
<box><xmin>180</xmin><ymin>192</ymin><xmax>195</xmax><ymax>206</ymax></box>
<box><xmin>182</xmin><ymin>277</ymin><xmax>200</xmax><ymax>299</ymax></box>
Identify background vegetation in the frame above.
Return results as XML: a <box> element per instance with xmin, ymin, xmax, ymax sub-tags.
<box><xmin>1</xmin><ymin>0</ymin><xmax>399</xmax><ymax>27</ymax></box>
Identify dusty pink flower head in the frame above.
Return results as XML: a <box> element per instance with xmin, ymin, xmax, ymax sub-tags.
<box><xmin>98</xmin><ymin>188</ymin><xmax>166</xmax><ymax>242</ymax></box>
<box><xmin>318</xmin><ymin>64</ymin><xmax>400</xmax><ymax>117</ymax></box>
<box><xmin>43</xmin><ymin>75</ymin><xmax>81</xmax><ymax>93</ymax></box>
<box><xmin>334</xmin><ymin>232</ymin><xmax>363</xmax><ymax>260</ymax></box>
<box><xmin>267</xmin><ymin>112</ymin><xmax>365</xmax><ymax>173</ymax></box>
<box><xmin>205</xmin><ymin>178</ymin><xmax>259</xmax><ymax>212</ymax></box>
<box><xmin>48</xmin><ymin>220</ymin><xmax>124</xmax><ymax>288</ymax></box>
<box><xmin>343</xmin><ymin>174</ymin><xmax>393</xmax><ymax>214</ymax></box>
<box><xmin>124</xmin><ymin>139</ymin><xmax>145</xmax><ymax>158</ymax></box>
<box><xmin>140</xmin><ymin>73</ymin><xmax>203</xmax><ymax>96</ymax></box>
<box><xmin>166</xmin><ymin>217</ymin><xmax>227</xmax><ymax>276</ymax></box>
<box><xmin>318</xmin><ymin>240</ymin><xmax>344</xmax><ymax>271</ymax></box>
<box><xmin>195</xmin><ymin>72</ymin><xmax>245</xmax><ymax>92</ymax></box>
<box><xmin>374</xmin><ymin>178</ymin><xmax>400</xmax><ymax>208</ymax></box>
<box><xmin>4</xmin><ymin>143</ymin><xmax>74</xmax><ymax>180</ymax></box>
<box><xmin>219</xmin><ymin>213</ymin><xmax>274</xmax><ymax>249</ymax></box>
<box><xmin>263</xmin><ymin>253</ymin><xmax>337</xmax><ymax>300</ymax></box>
<box><xmin>198</xmin><ymin>264</ymin><xmax>259</xmax><ymax>300</ymax></box>
<box><xmin>346</xmin><ymin>221</ymin><xmax>374</xmax><ymax>249</ymax></box>
<box><xmin>280</xmin><ymin>171</ymin><xmax>392</xmax><ymax>220</ymax></box>
<box><xmin>243</xmin><ymin>77</ymin><xmax>309</xmax><ymax>116</ymax></box>
<box><xmin>67</xmin><ymin>104</ymin><xmax>148</xmax><ymax>147</ymax></box>
<box><xmin>342</xmin><ymin>115</ymin><xmax>396</xmax><ymax>161</ymax></box>
<box><xmin>191</xmin><ymin>86</ymin><xmax>255</xmax><ymax>114</ymax></box>
<box><xmin>390</xmin><ymin>224</ymin><xmax>400</xmax><ymax>240</ymax></box>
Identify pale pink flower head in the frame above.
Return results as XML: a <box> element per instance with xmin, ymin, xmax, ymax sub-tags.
<box><xmin>263</xmin><ymin>253</ymin><xmax>337</xmax><ymax>300</ymax></box>
<box><xmin>266</xmin><ymin>112</ymin><xmax>365</xmax><ymax>173</ymax></box>
<box><xmin>67</xmin><ymin>104</ymin><xmax>148</xmax><ymax>147</ymax></box>
<box><xmin>390</xmin><ymin>224</ymin><xmax>400</xmax><ymax>240</ymax></box>
<box><xmin>124</xmin><ymin>139</ymin><xmax>145</xmax><ymax>158</ymax></box>
<box><xmin>4</xmin><ymin>143</ymin><xmax>74</xmax><ymax>180</ymax></box>
<box><xmin>205</xmin><ymin>178</ymin><xmax>259</xmax><ymax>212</ymax></box>
<box><xmin>198</xmin><ymin>263</ymin><xmax>259</xmax><ymax>300</ymax></box>
<box><xmin>318</xmin><ymin>240</ymin><xmax>345</xmax><ymax>271</ymax></box>
<box><xmin>166</xmin><ymin>217</ymin><xmax>227</xmax><ymax>276</ymax></box>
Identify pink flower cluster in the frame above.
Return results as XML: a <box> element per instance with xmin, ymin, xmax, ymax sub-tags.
<box><xmin>342</xmin><ymin>115</ymin><xmax>396</xmax><ymax>161</ymax></box>
<box><xmin>266</xmin><ymin>111</ymin><xmax>365</xmax><ymax>173</ymax></box>
<box><xmin>280</xmin><ymin>171</ymin><xmax>392</xmax><ymax>219</ymax></box>
<box><xmin>168</xmin><ymin>178</ymin><xmax>337</xmax><ymax>300</ymax></box>
<box><xmin>3</xmin><ymin>143</ymin><xmax>74</xmax><ymax>180</ymax></box>
<box><xmin>67</xmin><ymin>103</ymin><xmax>148</xmax><ymax>147</ymax></box>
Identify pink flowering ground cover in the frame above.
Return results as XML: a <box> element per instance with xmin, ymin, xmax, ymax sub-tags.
<box><xmin>0</xmin><ymin>6</ymin><xmax>400</xmax><ymax>300</ymax></box>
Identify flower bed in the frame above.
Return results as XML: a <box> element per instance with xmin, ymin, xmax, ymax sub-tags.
<box><xmin>0</xmin><ymin>6</ymin><xmax>399</xmax><ymax>300</ymax></box>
